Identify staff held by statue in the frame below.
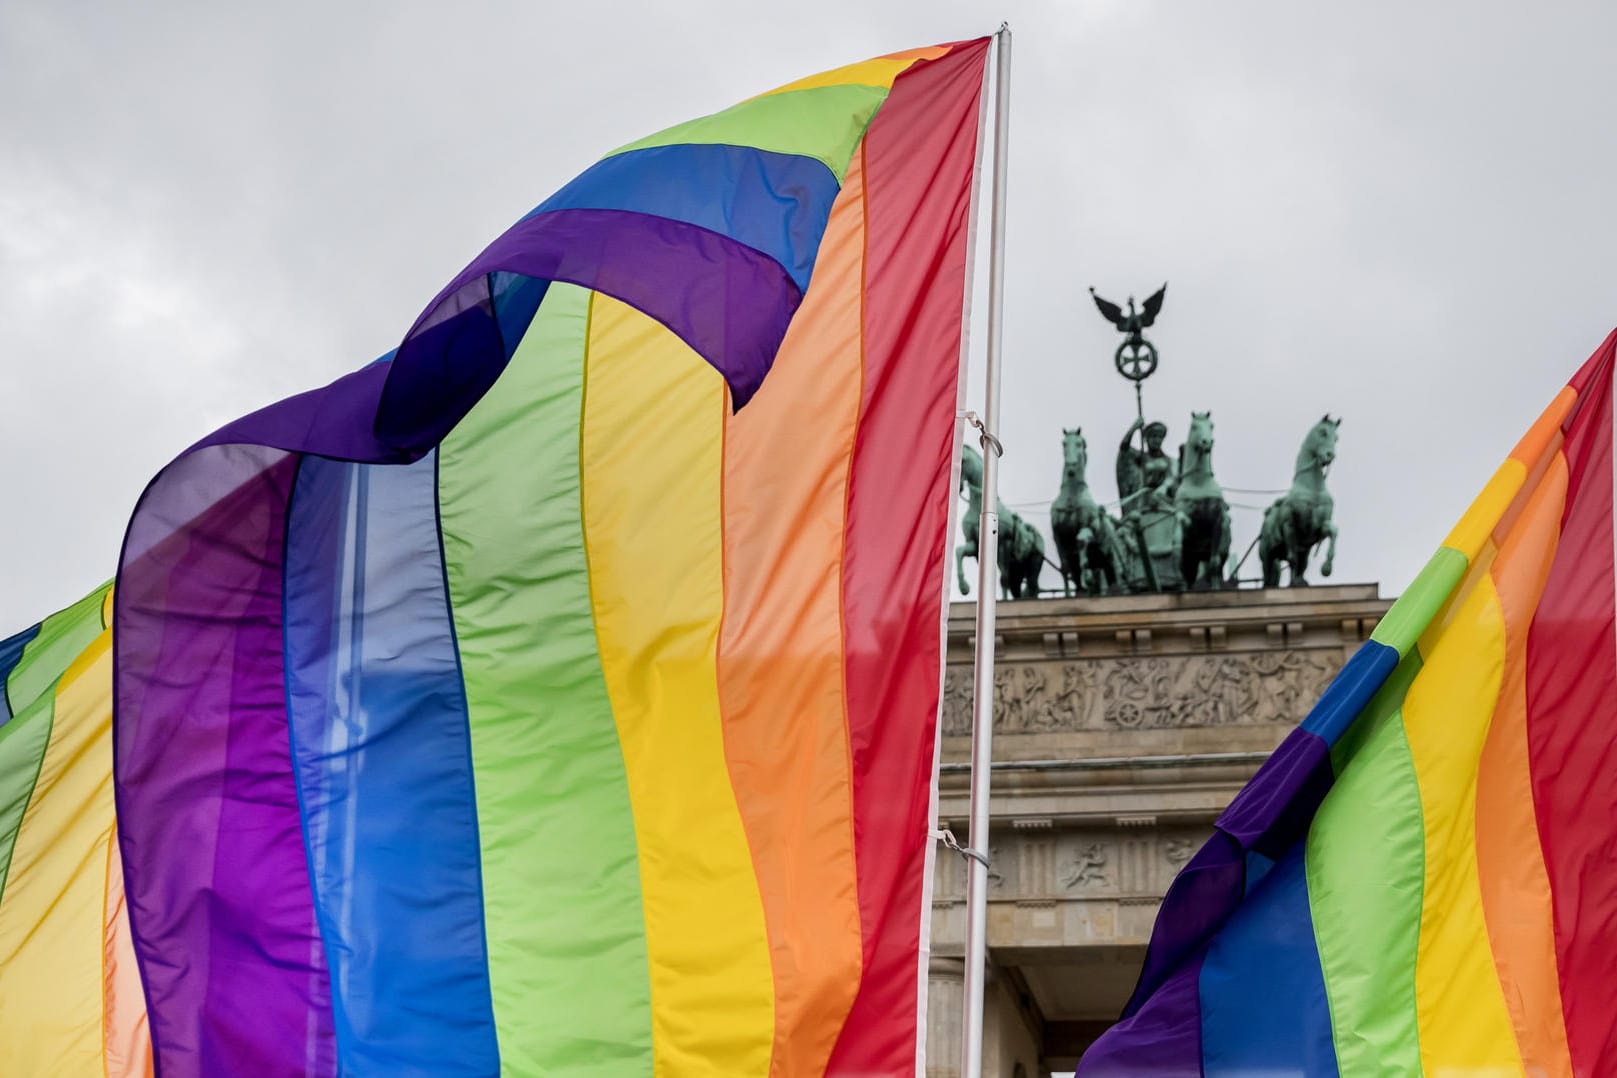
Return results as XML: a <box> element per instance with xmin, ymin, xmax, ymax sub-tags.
<box><xmin>1091</xmin><ymin>283</ymin><xmax>1170</xmax><ymax>590</ymax></box>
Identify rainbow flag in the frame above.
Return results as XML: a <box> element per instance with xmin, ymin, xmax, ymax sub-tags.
<box><xmin>0</xmin><ymin>586</ymin><xmax>150</xmax><ymax>1076</ymax></box>
<box><xmin>1</xmin><ymin>39</ymin><xmax>992</xmax><ymax>1076</ymax></box>
<box><xmin>1081</xmin><ymin>334</ymin><xmax>1617</xmax><ymax>1076</ymax></box>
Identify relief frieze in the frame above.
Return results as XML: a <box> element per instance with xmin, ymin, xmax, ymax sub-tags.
<box><xmin>942</xmin><ymin>650</ymin><xmax>1340</xmax><ymax>734</ymax></box>
<box><xmin>1058</xmin><ymin>843</ymin><xmax>1111</xmax><ymax>891</ymax></box>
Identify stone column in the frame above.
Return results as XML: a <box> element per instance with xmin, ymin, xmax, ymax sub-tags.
<box><xmin>926</xmin><ymin>955</ymin><xmax>965</xmax><ymax>1078</ymax></box>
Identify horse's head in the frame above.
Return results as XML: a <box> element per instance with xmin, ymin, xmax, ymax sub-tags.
<box><xmin>1062</xmin><ymin>427</ymin><xmax>1088</xmax><ymax>480</ymax></box>
<box><xmin>1186</xmin><ymin>411</ymin><xmax>1214</xmax><ymax>455</ymax></box>
<box><xmin>1304</xmin><ymin>414</ymin><xmax>1341</xmax><ymax>470</ymax></box>
<box><xmin>960</xmin><ymin>442</ymin><xmax>984</xmax><ymax>491</ymax></box>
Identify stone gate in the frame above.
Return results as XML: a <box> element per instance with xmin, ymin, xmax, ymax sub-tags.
<box><xmin>925</xmin><ymin>583</ymin><xmax>1391</xmax><ymax>1076</ymax></box>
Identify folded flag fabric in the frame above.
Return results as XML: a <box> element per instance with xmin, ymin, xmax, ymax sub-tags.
<box><xmin>0</xmin><ymin>39</ymin><xmax>991</xmax><ymax>1077</ymax></box>
<box><xmin>0</xmin><ymin>586</ymin><xmax>152</xmax><ymax>1077</ymax></box>
<box><xmin>1080</xmin><ymin>332</ymin><xmax>1617</xmax><ymax>1077</ymax></box>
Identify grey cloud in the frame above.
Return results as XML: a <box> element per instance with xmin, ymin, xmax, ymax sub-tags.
<box><xmin>3</xmin><ymin>1</ymin><xmax>1614</xmax><ymax>622</ymax></box>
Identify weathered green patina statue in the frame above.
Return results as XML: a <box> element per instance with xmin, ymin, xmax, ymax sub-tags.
<box><xmin>956</xmin><ymin>443</ymin><xmax>987</xmax><ymax>594</ymax></box>
<box><xmin>999</xmin><ymin>513</ymin><xmax>1046</xmax><ymax>600</ymax></box>
<box><xmin>1116</xmin><ymin>417</ymin><xmax>1173</xmax><ymax>505</ymax></box>
<box><xmin>1117</xmin><ymin>444</ymin><xmax>1179</xmax><ymax>592</ymax></box>
<box><xmin>1090</xmin><ymin>284</ymin><xmax>1168</xmax><ymax>391</ymax></box>
<box><xmin>1050</xmin><ymin>428</ymin><xmax>1126</xmax><ymax>595</ymax></box>
<box><xmin>957</xmin><ymin>443</ymin><xmax>1045</xmax><ymax>599</ymax></box>
<box><xmin>1174</xmin><ymin>411</ymin><xmax>1231</xmax><ymax>589</ymax></box>
<box><xmin>1259</xmin><ymin>415</ymin><xmax>1340</xmax><ymax>586</ymax></box>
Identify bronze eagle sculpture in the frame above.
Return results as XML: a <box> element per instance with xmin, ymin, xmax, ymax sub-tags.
<box><xmin>1089</xmin><ymin>283</ymin><xmax>1168</xmax><ymax>338</ymax></box>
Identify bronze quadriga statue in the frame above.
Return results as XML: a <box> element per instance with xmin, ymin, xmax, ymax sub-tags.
<box><xmin>1174</xmin><ymin>411</ymin><xmax>1231</xmax><ymax>589</ymax></box>
<box><xmin>952</xmin><ymin>276</ymin><xmax>1343</xmax><ymax>597</ymax></box>
<box><xmin>1050</xmin><ymin>428</ymin><xmax>1126</xmax><ymax>596</ymax></box>
<box><xmin>957</xmin><ymin>443</ymin><xmax>1045</xmax><ymax>600</ymax></box>
<box><xmin>1259</xmin><ymin>415</ymin><xmax>1341</xmax><ymax>586</ymax></box>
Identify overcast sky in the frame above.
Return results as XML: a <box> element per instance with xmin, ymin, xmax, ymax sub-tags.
<box><xmin>5</xmin><ymin>1</ymin><xmax>1615</xmax><ymax>624</ymax></box>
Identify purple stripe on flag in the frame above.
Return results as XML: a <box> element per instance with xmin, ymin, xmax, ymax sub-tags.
<box><xmin>1118</xmin><ymin>729</ymin><xmax>1333</xmax><ymax>1022</ymax></box>
<box><xmin>198</xmin><ymin>210</ymin><xmax>801</xmax><ymax>468</ymax></box>
<box><xmin>1216</xmin><ymin>726</ymin><xmax>1334</xmax><ymax>856</ymax></box>
<box><xmin>1122</xmin><ymin>831</ymin><xmax>1245</xmax><ymax>1021</ymax></box>
<box><xmin>378</xmin><ymin>208</ymin><xmax>800</xmax><ymax>447</ymax></box>
<box><xmin>197</xmin><ymin>360</ymin><xmax>401</xmax><ymax>463</ymax></box>
<box><xmin>114</xmin><ymin>444</ymin><xmax>336</xmax><ymax>1078</ymax></box>
<box><xmin>1078</xmin><ymin>952</ymin><xmax>1205</xmax><ymax>1077</ymax></box>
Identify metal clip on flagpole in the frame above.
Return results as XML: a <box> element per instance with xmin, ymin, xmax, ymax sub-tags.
<box><xmin>959</xmin><ymin>23</ymin><xmax>1010</xmax><ymax>1078</ymax></box>
<box><xmin>961</xmin><ymin>411</ymin><xmax>1004</xmax><ymax>459</ymax></box>
<box><xmin>933</xmin><ymin>825</ymin><xmax>991</xmax><ymax>870</ymax></box>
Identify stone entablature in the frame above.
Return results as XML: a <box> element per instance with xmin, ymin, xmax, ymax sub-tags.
<box><xmin>939</xmin><ymin>583</ymin><xmax>1388</xmax><ymax>766</ymax></box>
<box><xmin>943</xmin><ymin>649</ymin><xmax>1343</xmax><ymax>735</ymax></box>
<box><xmin>926</xmin><ymin>584</ymin><xmax>1393</xmax><ymax>1076</ymax></box>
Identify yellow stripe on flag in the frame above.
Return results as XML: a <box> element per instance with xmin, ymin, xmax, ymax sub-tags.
<box><xmin>581</xmin><ymin>292</ymin><xmax>775</xmax><ymax>1075</ymax></box>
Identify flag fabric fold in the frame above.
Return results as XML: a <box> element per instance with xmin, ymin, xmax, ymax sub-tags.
<box><xmin>1081</xmin><ymin>331</ymin><xmax>1617</xmax><ymax>1077</ymax></box>
<box><xmin>0</xmin><ymin>585</ymin><xmax>153</xmax><ymax>1077</ymax></box>
<box><xmin>0</xmin><ymin>39</ymin><xmax>990</xmax><ymax>1077</ymax></box>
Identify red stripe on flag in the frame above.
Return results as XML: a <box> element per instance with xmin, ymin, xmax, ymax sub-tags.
<box><xmin>1525</xmin><ymin>334</ymin><xmax>1617</xmax><ymax>1076</ymax></box>
<box><xmin>828</xmin><ymin>38</ymin><xmax>988</xmax><ymax>1075</ymax></box>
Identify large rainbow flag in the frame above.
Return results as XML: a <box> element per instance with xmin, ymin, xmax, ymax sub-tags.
<box><xmin>1081</xmin><ymin>333</ymin><xmax>1617</xmax><ymax>1075</ymax></box>
<box><xmin>0</xmin><ymin>39</ymin><xmax>992</xmax><ymax>1076</ymax></box>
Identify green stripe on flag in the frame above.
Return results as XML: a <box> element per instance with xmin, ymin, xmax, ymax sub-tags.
<box><xmin>439</xmin><ymin>283</ymin><xmax>652</xmax><ymax>1075</ymax></box>
<box><xmin>0</xmin><ymin>583</ymin><xmax>109</xmax><ymax>904</ymax></box>
<box><xmin>610</xmin><ymin>84</ymin><xmax>888</xmax><ymax>181</ymax></box>
<box><xmin>1308</xmin><ymin>652</ymin><xmax>1425</xmax><ymax>1076</ymax></box>
<box><xmin>1371</xmin><ymin>547</ymin><xmax>1467</xmax><ymax>656</ymax></box>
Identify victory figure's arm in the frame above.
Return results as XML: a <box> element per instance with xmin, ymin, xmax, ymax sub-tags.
<box><xmin>1116</xmin><ymin>419</ymin><xmax>1145</xmax><ymax>502</ymax></box>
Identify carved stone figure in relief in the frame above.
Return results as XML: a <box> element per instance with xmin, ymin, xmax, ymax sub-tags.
<box><xmin>1060</xmin><ymin>843</ymin><xmax>1110</xmax><ymax>889</ymax></box>
<box><xmin>1163</xmin><ymin>838</ymin><xmax>1196</xmax><ymax>867</ymax></box>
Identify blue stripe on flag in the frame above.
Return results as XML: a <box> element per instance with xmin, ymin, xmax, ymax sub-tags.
<box><xmin>529</xmin><ymin>143</ymin><xmax>838</xmax><ymax>291</ymax></box>
<box><xmin>1199</xmin><ymin>844</ymin><xmax>1339</xmax><ymax>1077</ymax></box>
<box><xmin>0</xmin><ymin>624</ymin><xmax>41</xmax><ymax>726</ymax></box>
<box><xmin>284</xmin><ymin>452</ymin><xmax>497</xmax><ymax>1075</ymax></box>
<box><xmin>1300</xmin><ymin>639</ymin><xmax>1400</xmax><ymax>746</ymax></box>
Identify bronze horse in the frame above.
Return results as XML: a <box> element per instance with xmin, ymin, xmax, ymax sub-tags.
<box><xmin>1050</xmin><ymin>428</ymin><xmax>1125</xmax><ymax>595</ymax></box>
<box><xmin>1174</xmin><ymin>411</ymin><xmax>1231</xmax><ymax>589</ymax></box>
<box><xmin>1259</xmin><ymin>416</ymin><xmax>1340</xmax><ymax>586</ymax></box>
<box><xmin>957</xmin><ymin>443</ymin><xmax>1044</xmax><ymax>599</ymax></box>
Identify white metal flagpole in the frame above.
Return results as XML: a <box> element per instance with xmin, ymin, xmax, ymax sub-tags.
<box><xmin>960</xmin><ymin>22</ymin><xmax>1011</xmax><ymax>1078</ymax></box>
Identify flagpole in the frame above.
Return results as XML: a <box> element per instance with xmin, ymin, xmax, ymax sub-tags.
<box><xmin>960</xmin><ymin>23</ymin><xmax>1010</xmax><ymax>1078</ymax></box>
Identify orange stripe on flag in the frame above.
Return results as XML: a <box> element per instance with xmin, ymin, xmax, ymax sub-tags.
<box><xmin>718</xmin><ymin>144</ymin><xmax>868</xmax><ymax>1075</ymax></box>
<box><xmin>1476</xmin><ymin>451</ymin><xmax>1574</xmax><ymax>1077</ymax></box>
<box><xmin>103</xmin><ymin>830</ymin><xmax>153</xmax><ymax>1078</ymax></box>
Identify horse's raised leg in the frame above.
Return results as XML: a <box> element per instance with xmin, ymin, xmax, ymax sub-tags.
<box><xmin>957</xmin><ymin>542</ymin><xmax>974</xmax><ymax>595</ymax></box>
<box><xmin>1322</xmin><ymin>523</ymin><xmax>1338</xmax><ymax>578</ymax></box>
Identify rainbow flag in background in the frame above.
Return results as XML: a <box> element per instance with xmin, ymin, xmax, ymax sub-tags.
<box><xmin>0</xmin><ymin>39</ymin><xmax>991</xmax><ymax>1076</ymax></box>
<box><xmin>0</xmin><ymin>586</ymin><xmax>150</xmax><ymax>1076</ymax></box>
<box><xmin>1081</xmin><ymin>334</ymin><xmax>1617</xmax><ymax>1076</ymax></box>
